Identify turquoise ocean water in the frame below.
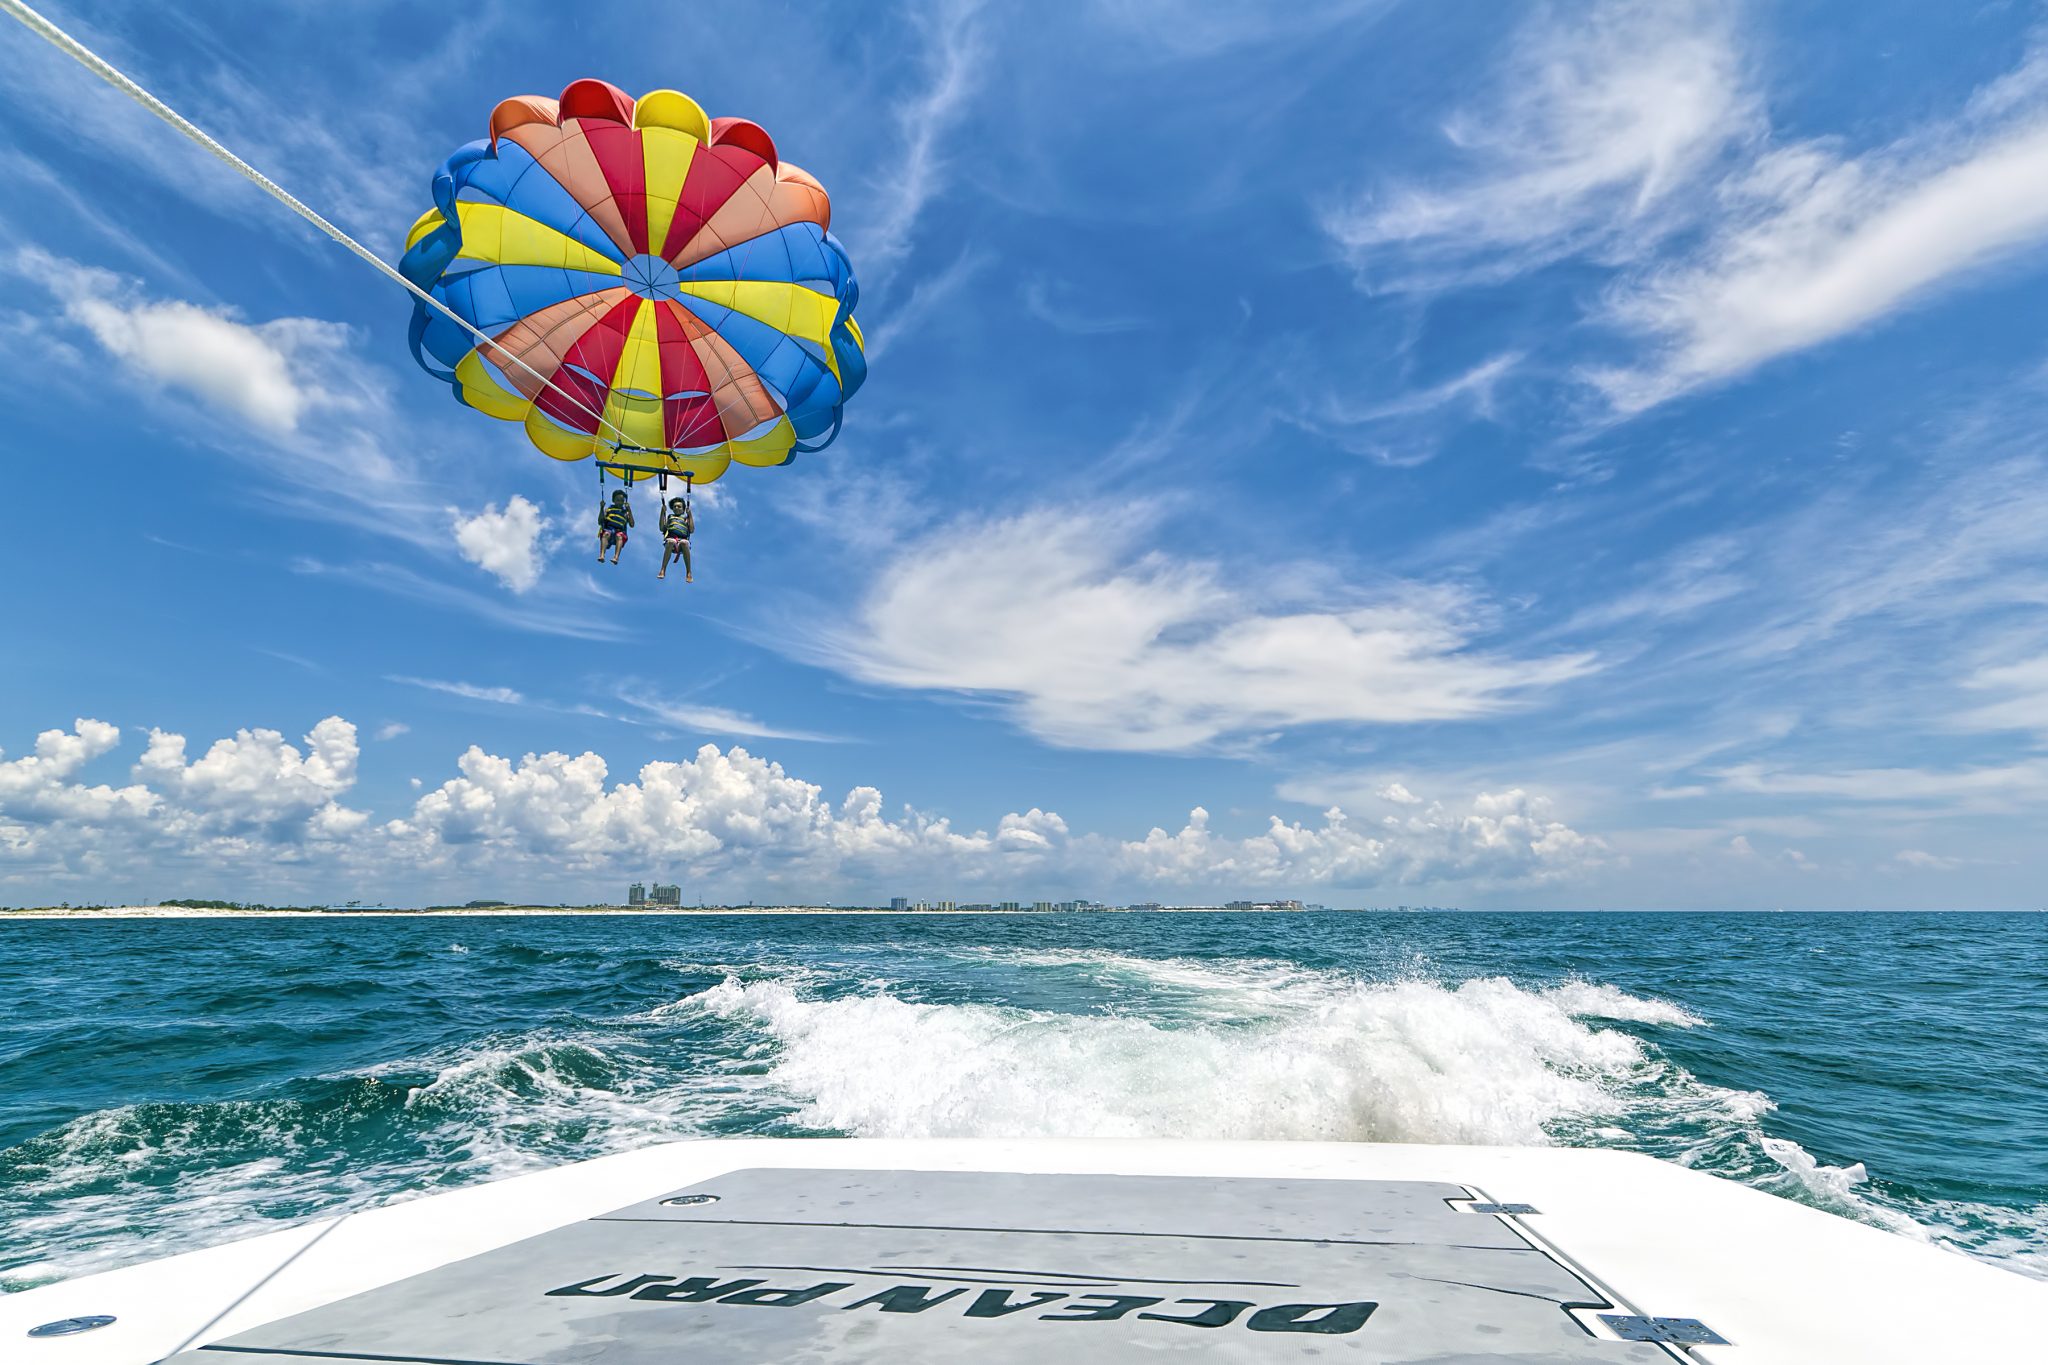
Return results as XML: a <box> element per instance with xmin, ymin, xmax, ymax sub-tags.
<box><xmin>1</xmin><ymin>911</ymin><xmax>2043</xmax><ymax>1289</ymax></box>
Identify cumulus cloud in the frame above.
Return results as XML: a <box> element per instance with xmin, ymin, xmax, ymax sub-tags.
<box><xmin>12</xmin><ymin>248</ymin><xmax>353</xmax><ymax>433</ymax></box>
<box><xmin>0</xmin><ymin>720</ymin><xmax>156</xmax><ymax>825</ymax></box>
<box><xmin>1116</xmin><ymin>792</ymin><xmax>1602</xmax><ymax>889</ymax></box>
<box><xmin>803</xmin><ymin>507</ymin><xmax>1591</xmax><ymax>752</ymax></box>
<box><xmin>136</xmin><ymin>717</ymin><xmax>363</xmax><ymax>838</ymax></box>
<box><xmin>451</xmin><ymin>496</ymin><xmax>552</xmax><ymax>593</ymax></box>
<box><xmin>0</xmin><ymin>715</ymin><xmax>1604</xmax><ymax>902</ymax></box>
<box><xmin>383</xmin><ymin>743</ymin><xmax>1605</xmax><ymax>893</ymax></box>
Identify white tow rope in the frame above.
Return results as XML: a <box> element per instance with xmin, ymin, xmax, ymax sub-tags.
<box><xmin>0</xmin><ymin>0</ymin><xmax>641</xmax><ymax>451</ymax></box>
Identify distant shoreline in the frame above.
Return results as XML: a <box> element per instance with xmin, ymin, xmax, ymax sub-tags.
<box><xmin>0</xmin><ymin>905</ymin><xmax>1071</xmax><ymax>920</ymax></box>
<box><xmin>0</xmin><ymin>905</ymin><xmax>2035</xmax><ymax>921</ymax></box>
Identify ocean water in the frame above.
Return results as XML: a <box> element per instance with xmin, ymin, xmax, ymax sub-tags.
<box><xmin>1</xmin><ymin>911</ymin><xmax>2043</xmax><ymax>1290</ymax></box>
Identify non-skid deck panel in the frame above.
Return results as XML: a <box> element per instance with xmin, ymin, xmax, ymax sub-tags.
<box><xmin>594</xmin><ymin>1166</ymin><xmax>1533</xmax><ymax>1248</ymax></box>
<box><xmin>167</xmin><ymin>1169</ymin><xmax>1675</xmax><ymax>1364</ymax></box>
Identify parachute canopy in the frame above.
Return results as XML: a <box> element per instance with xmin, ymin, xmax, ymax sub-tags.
<box><xmin>399</xmin><ymin>79</ymin><xmax>866</xmax><ymax>484</ymax></box>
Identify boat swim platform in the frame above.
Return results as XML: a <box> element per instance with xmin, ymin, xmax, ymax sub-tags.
<box><xmin>6</xmin><ymin>1138</ymin><xmax>2043</xmax><ymax>1364</ymax></box>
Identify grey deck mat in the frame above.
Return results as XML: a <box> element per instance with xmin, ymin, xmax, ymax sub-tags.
<box><xmin>167</xmin><ymin>1167</ymin><xmax>1678</xmax><ymax>1363</ymax></box>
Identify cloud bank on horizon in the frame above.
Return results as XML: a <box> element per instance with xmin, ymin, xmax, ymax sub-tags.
<box><xmin>0</xmin><ymin>716</ymin><xmax>1598</xmax><ymax>905</ymax></box>
<box><xmin>3</xmin><ymin>0</ymin><xmax>2048</xmax><ymax>907</ymax></box>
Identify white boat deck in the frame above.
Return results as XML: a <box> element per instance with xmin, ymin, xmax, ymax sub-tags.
<box><xmin>4</xmin><ymin>1138</ymin><xmax>2041</xmax><ymax>1363</ymax></box>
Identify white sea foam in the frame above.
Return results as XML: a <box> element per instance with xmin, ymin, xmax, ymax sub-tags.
<box><xmin>1541</xmin><ymin>979</ymin><xmax>1705</xmax><ymax>1027</ymax></box>
<box><xmin>1754</xmin><ymin>1135</ymin><xmax>2048</xmax><ymax>1279</ymax></box>
<box><xmin>683</xmin><ymin>970</ymin><xmax>1700</xmax><ymax>1145</ymax></box>
<box><xmin>0</xmin><ymin>1103</ymin><xmax>385</xmax><ymax>1290</ymax></box>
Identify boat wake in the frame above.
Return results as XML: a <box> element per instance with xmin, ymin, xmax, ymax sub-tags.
<box><xmin>2</xmin><ymin>944</ymin><xmax>2040</xmax><ymax>1290</ymax></box>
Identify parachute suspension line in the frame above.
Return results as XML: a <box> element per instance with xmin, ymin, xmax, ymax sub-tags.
<box><xmin>0</xmin><ymin>0</ymin><xmax>639</xmax><ymax>455</ymax></box>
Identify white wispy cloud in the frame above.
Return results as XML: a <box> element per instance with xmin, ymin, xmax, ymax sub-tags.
<box><xmin>1708</xmin><ymin>759</ymin><xmax>2048</xmax><ymax>809</ymax></box>
<box><xmin>1325</xmin><ymin>4</ymin><xmax>2048</xmax><ymax>413</ymax></box>
<box><xmin>1954</xmin><ymin>654</ymin><xmax>2048</xmax><ymax>736</ymax></box>
<box><xmin>0</xmin><ymin>3</ymin><xmax>439</xmax><ymax>255</ymax></box>
<box><xmin>1591</xmin><ymin>57</ymin><xmax>2048</xmax><ymax>411</ymax></box>
<box><xmin>1324</xmin><ymin>0</ymin><xmax>1760</xmax><ymax>287</ymax></box>
<box><xmin>388</xmin><ymin>677</ymin><xmax>526</xmax><ymax>706</ymax></box>
<box><xmin>1555</xmin><ymin>535</ymin><xmax>1749</xmax><ymax>635</ymax></box>
<box><xmin>856</xmin><ymin>0</ymin><xmax>986</xmax><ymax>285</ymax></box>
<box><xmin>613</xmin><ymin>688</ymin><xmax>844</xmax><ymax>744</ymax></box>
<box><xmin>1893</xmin><ymin>848</ymin><xmax>1963</xmax><ymax>871</ymax></box>
<box><xmin>1280</xmin><ymin>351</ymin><xmax>1522</xmax><ymax>465</ymax></box>
<box><xmin>1086</xmin><ymin>0</ymin><xmax>1393</xmax><ymax>62</ymax></box>
<box><xmin>863</xmin><ymin>247</ymin><xmax>986</xmax><ymax>362</ymax></box>
<box><xmin>1020</xmin><ymin>276</ymin><xmax>1145</xmax><ymax>335</ymax></box>
<box><xmin>798</xmin><ymin>506</ymin><xmax>1592</xmax><ymax>752</ymax></box>
<box><xmin>291</xmin><ymin>559</ymin><xmax>626</xmax><ymax>642</ymax></box>
<box><xmin>384</xmin><ymin>676</ymin><xmax>826</xmax><ymax>745</ymax></box>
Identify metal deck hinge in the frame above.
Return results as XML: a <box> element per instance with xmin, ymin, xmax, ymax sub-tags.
<box><xmin>1466</xmin><ymin>1201</ymin><xmax>1540</xmax><ymax>1215</ymax></box>
<box><xmin>1599</xmin><ymin>1314</ymin><xmax>1730</xmax><ymax>1345</ymax></box>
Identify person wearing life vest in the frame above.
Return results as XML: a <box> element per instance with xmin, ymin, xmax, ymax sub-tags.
<box><xmin>659</xmin><ymin>495</ymin><xmax>694</xmax><ymax>583</ymax></box>
<box><xmin>598</xmin><ymin>489</ymin><xmax>633</xmax><ymax>565</ymax></box>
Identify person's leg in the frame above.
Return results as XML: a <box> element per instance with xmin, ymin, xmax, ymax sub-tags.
<box><xmin>611</xmin><ymin>532</ymin><xmax>623</xmax><ymax>564</ymax></box>
<box><xmin>681</xmin><ymin>538</ymin><xmax>692</xmax><ymax>583</ymax></box>
<box><xmin>597</xmin><ymin>530</ymin><xmax>608</xmax><ymax>562</ymax></box>
<box><xmin>658</xmin><ymin>541</ymin><xmax>670</xmax><ymax>579</ymax></box>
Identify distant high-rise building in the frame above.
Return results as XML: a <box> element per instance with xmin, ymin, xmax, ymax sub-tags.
<box><xmin>650</xmin><ymin>883</ymin><xmax>681</xmax><ymax>905</ymax></box>
<box><xmin>935</xmin><ymin>900</ymin><xmax>956</xmax><ymax>912</ymax></box>
<box><xmin>628</xmin><ymin>882</ymin><xmax>646</xmax><ymax>906</ymax></box>
<box><xmin>998</xmin><ymin>901</ymin><xmax>1022</xmax><ymax>912</ymax></box>
<box><xmin>1033</xmin><ymin>901</ymin><xmax>1054</xmax><ymax>912</ymax></box>
<box><xmin>890</xmin><ymin>897</ymin><xmax>909</xmax><ymax>911</ymax></box>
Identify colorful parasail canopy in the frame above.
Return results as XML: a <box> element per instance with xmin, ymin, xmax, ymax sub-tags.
<box><xmin>398</xmin><ymin>79</ymin><xmax>865</xmax><ymax>484</ymax></box>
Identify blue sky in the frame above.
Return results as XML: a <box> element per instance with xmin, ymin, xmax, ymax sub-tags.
<box><xmin>4</xmin><ymin>0</ymin><xmax>2048</xmax><ymax>908</ymax></box>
